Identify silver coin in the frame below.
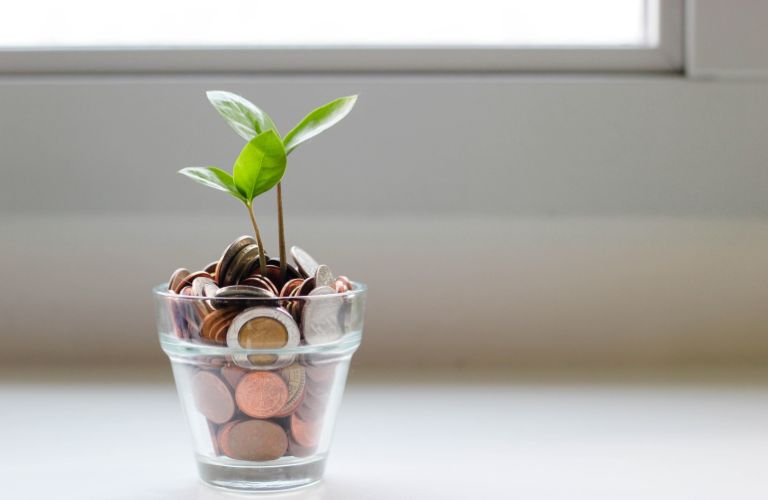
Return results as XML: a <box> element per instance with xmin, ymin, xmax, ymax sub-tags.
<box><xmin>301</xmin><ymin>286</ymin><xmax>345</xmax><ymax>345</ymax></box>
<box><xmin>215</xmin><ymin>285</ymin><xmax>274</xmax><ymax>298</ymax></box>
<box><xmin>314</xmin><ymin>264</ymin><xmax>335</xmax><ymax>288</ymax></box>
<box><xmin>191</xmin><ymin>276</ymin><xmax>216</xmax><ymax>297</ymax></box>
<box><xmin>227</xmin><ymin>306</ymin><xmax>300</xmax><ymax>369</ymax></box>
<box><xmin>216</xmin><ymin>235</ymin><xmax>256</xmax><ymax>285</ymax></box>
<box><xmin>202</xmin><ymin>282</ymin><xmax>220</xmax><ymax>298</ymax></box>
<box><xmin>290</xmin><ymin>246</ymin><xmax>320</xmax><ymax>278</ymax></box>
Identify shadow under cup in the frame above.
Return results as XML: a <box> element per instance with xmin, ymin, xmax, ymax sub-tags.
<box><xmin>154</xmin><ymin>283</ymin><xmax>365</xmax><ymax>492</ymax></box>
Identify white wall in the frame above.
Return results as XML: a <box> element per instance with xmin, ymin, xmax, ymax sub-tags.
<box><xmin>1</xmin><ymin>75</ymin><xmax>767</xmax><ymax>368</ymax></box>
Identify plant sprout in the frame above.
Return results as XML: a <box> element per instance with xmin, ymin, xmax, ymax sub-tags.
<box><xmin>179</xmin><ymin>91</ymin><xmax>357</xmax><ymax>279</ymax></box>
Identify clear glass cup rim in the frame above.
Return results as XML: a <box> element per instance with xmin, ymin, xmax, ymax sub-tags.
<box><xmin>154</xmin><ymin>281</ymin><xmax>366</xmax><ymax>302</ymax></box>
<box><xmin>155</xmin><ymin>281</ymin><xmax>365</xmax><ymax>357</ymax></box>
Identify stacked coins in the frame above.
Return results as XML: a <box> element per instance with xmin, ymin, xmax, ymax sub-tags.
<box><xmin>166</xmin><ymin>237</ymin><xmax>352</xmax><ymax>461</ymax></box>
<box><xmin>167</xmin><ymin>236</ymin><xmax>353</xmax><ymax>352</ymax></box>
<box><xmin>190</xmin><ymin>360</ymin><xmax>336</xmax><ymax>461</ymax></box>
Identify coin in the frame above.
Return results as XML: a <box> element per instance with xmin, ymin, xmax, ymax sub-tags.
<box><xmin>191</xmin><ymin>276</ymin><xmax>216</xmax><ymax>297</ymax></box>
<box><xmin>298</xmin><ymin>277</ymin><xmax>316</xmax><ymax>296</ymax></box>
<box><xmin>290</xmin><ymin>246</ymin><xmax>320</xmax><ymax>278</ymax></box>
<box><xmin>216</xmin><ymin>285</ymin><xmax>274</xmax><ymax>299</ymax></box>
<box><xmin>301</xmin><ymin>286</ymin><xmax>345</xmax><ymax>345</ymax></box>
<box><xmin>213</xmin><ymin>285</ymin><xmax>274</xmax><ymax>309</ymax></box>
<box><xmin>296</xmin><ymin>397</ymin><xmax>325</xmax><ymax>422</ymax></box>
<box><xmin>216</xmin><ymin>419</ymin><xmax>242</xmax><ymax>457</ymax></box>
<box><xmin>275</xmin><ymin>363</ymin><xmax>307</xmax><ymax>417</ymax></box>
<box><xmin>290</xmin><ymin>413</ymin><xmax>321</xmax><ymax>448</ymax></box>
<box><xmin>241</xmin><ymin>275</ymin><xmax>279</xmax><ymax>296</ymax></box>
<box><xmin>280</xmin><ymin>278</ymin><xmax>304</xmax><ymax>298</ymax></box>
<box><xmin>176</xmin><ymin>271</ymin><xmax>214</xmax><ymax>294</ymax></box>
<box><xmin>335</xmin><ymin>275</ymin><xmax>352</xmax><ymax>293</ymax></box>
<box><xmin>215</xmin><ymin>235</ymin><xmax>257</xmax><ymax>286</ymax></box>
<box><xmin>192</xmin><ymin>371</ymin><xmax>236</xmax><ymax>424</ymax></box>
<box><xmin>235</xmin><ymin>371</ymin><xmax>289</xmax><ymax>418</ymax></box>
<box><xmin>227</xmin><ymin>307</ymin><xmax>300</xmax><ymax>367</ymax></box>
<box><xmin>266</xmin><ymin>266</ymin><xmax>283</xmax><ymax>295</ymax></box>
<box><xmin>220</xmin><ymin>364</ymin><xmax>247</xmax><ymax>389</ymax></box>
<box><xmin>213</xmin><ymin>319</ymin><xmax>233</xmax><ymax>344</ymax></box>
<box><xmin>201</xmin><ymin>309</ymin><xmax>239</xmax><ymax>342</ymax></box>
<box><xmin>179</xmin><ymin>286</ymin><xmax>204</xmax><ymax>335</ymax></box>
<box><xmin>204</xmin><ymin>260</ymin><xmax>218</xmax><ymax>275</ymax></box>
<box><xmin>266</xmin><ymin>261</ymin><xmax>301</xmax><ymax>281</ymax></box>
<box><xmin>223</xmin><ymin>243</ymin><xmax>261</xmax><ymax>286</ymax></box>
<box><xmin>169</xmin><ymin>268</ymin><xmax>190</xmax><ymax>292</ymax></box>
<box><xmin>314</xmin><ymin>264</ymin><xmax>335</xmax><ymax>288</ymax></box>
<box><xmin>238</xmin><ymin>316</ymin><xmax>289</xmax><ymax>348</ymax></box>
<box><xmin>227</xmin><ymin>307</ymin><xmax>300</xmax><ymax>349</ymax></box>
<box><xmin>287</xmin><ymin>438</ymin><xmax>316</xmax><ymax>457</ymax></box>
<box><xmin>220</xmin><ymin>419</ymin><xmax>288</xmax><ymax>461</ymax></box>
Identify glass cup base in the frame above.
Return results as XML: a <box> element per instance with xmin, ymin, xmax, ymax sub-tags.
<box><xmin>196</xmin><ymin>454</ymin><xmax>327</xmax><ymax>492</ymax></box>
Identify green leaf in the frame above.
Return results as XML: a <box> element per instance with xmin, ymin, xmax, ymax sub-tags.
<box><xmin>206</xmin><ymin>90</ymin><xmax>279</xmax><ymax>141</ymax></box>
<box><xmin>178</xmin><ymin>166</ymin><xmax>245</xmax><ymax>202</ymax></box>
<box><xmin>233</xmin><ymin>130</ymin><xmax>287</xmax><ymax>202</ymax></box>
<box><xmin>283</xmin><ymin>95</ymin><xmax>358</xmax><ymax>154</ymax></box>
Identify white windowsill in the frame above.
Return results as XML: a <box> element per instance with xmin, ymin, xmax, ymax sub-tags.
<box><xmin>4</xmin><ymin>369</ymin><xmax>768</xmax><ymax>499</ymax></box>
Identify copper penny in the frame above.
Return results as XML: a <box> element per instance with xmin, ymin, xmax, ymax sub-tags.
<box><xmin>202</xmin><ymin>309</ymin><xmax>238</xmax><ymax>341</ymax></box>
<box><xmin>287</xmin><ymin>438</ymin><xmax>316</xmax><ymax>458</ymax></box>
<box><xmin>291</xmin><ymin>413</ymin><xmax>321</xmax><ymax>448</ymax></box>
<box><xmin>334</xmin><ymin>275</ymin><xmax>352</xmax><ymax>293</ymax></box>
<box><xmin>258</xmin><ymin>265</ymin><xmax>283</xmax><ymax>289</ymax></box>
<box><xmin>169</xmin><ymin>268</ymin><xmax>190</xmax><ymax>292</ymax></box>
<box><xmin>220</xmin><ymin>364</ymin><xmax>248</xmax><ymax>389</ymax></box>
<box><xmin>235</xmin><ymin>371</ymin><xmax>289</xmax><ymax>418</ymax></box>
<box><xmin>216</xmin><ymin>419</ymin><xmax>242</xmax><ymax>457</ymax></box>
<box><xmin>241</xmin><ymin>275</ymin><xmax>279</xmax><ymax>296</ymax></box>
<box><xmin>204</xmin><ymin>260</ymin><xmax>218</xmax><ymax>276</ymax></box>
<box><xmin>297</xmin><ymin>277</ymin><xmax>316</xmax><ymax>297</ymax></box>
<box><xmin>280</xmin><ymin>278</ymin><xmax>304</xmax><ymax>298</ymax></box>
<box><xmin>213</xmin><ymin>316</ymin><xmax>236</xmax><ymax>343</ymax></box>
<box><xmin>220</xmin><ymin>419</ymin><xmax>288</xmax><ymax>461</ymax></box>
<box><xmin>295</xmin><ymin>392</ymin><xmax>327</xmax><ymax>421</ymax></box>
<box><xmin>192</xmin><ymin>371</ymin><xmax>236</xmax><ymax>424</ymax></box>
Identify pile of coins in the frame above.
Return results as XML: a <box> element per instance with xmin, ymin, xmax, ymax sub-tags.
<box><xmin>189</xmin><ymin>358</ymin><xmax>335</xmax><ymax>461</ymax></box>
<box><xmin>166</xmin><ymin>236</ymin><xmax>354</xmax><ymax>462</ymax></box>
<box><xmin>167</xmin><ymin>236</ymin><xmax>354</xmax><ymax>351</ymax></box>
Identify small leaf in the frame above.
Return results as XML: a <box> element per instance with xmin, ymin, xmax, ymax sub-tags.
<box><xmin>233</xmin><ymin>130</ymin><xmax>287</xmax><ymax>202</ymax></box>
<box><xmin>206</xmin><ymin>90</ymin><xmax>279</xmax><ymax>141</ymax></box>
<box><xmin>178</xmin><ymin>166</ymin><xmax>245</xmax><ymax>202</ymax></box>
<box><xmin>283</xmin><ymin>95</ymin><xmax>357</xmax><ymax>154</ymax></box>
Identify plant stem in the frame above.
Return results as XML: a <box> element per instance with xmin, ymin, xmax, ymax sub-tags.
<box><xmin>276</xmin><ymin>181</ymin><xmax>287</xmax><ymax>281</ymax></box>
<box><xmin>246</xmin><ymin>202</ymin><xmax>268</xmax><ymax>276</ymax></box>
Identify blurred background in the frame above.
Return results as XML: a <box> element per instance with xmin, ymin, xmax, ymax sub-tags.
<box><xmin>3</xmin><ymin>1</ymin><xmax>768</xmax><ymax>498</ymax></box>
<box><xmin>1</xmin><ymin>0</ymin><xmax>766</xmax><ymax>371</ymax></box>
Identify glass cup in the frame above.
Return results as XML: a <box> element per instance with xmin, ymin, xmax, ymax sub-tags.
<box><xmin>154</xmin><ymin>282</ymin><xmax>366</xmax><ymax>491</ymax></box>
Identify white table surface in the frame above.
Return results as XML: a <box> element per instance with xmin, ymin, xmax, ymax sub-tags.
<box><xmin>3</xmin><ymin>368</ymin><xmax>768</xmax><ymax>500</ymax></box>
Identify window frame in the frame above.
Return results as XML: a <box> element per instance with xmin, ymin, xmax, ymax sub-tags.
<box><xmin>0</xmin><ymin>0</ymin><xmax>683</xmax><ymax>74</ymax></box>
